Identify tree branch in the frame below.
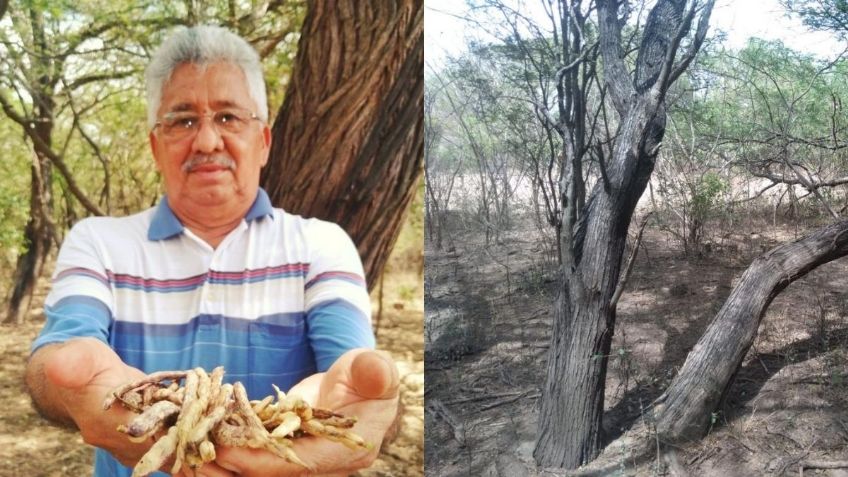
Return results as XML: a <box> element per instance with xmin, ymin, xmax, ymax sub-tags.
<box><xmin>668</xmin><ymin>0</ymin><xmax>716</xmax><ymax>87</ymax></box>
<box><xmin>596</xmin><ymin>0</ymin><xmax>635</xmax><ymax>115</ymax></box>
<box><xmin>64</xmin><ymin>70</ymin><xmax>137</xmax><ymax>92</ymax></box>
<box><xmin>0</xmin><ymin>92</ymin><xmax>104</xmax><ymax>216</ymax></box>
<box><xmin>611</xmin><ymin>211</ymin><xmax>652</xmax><ymax>311</ymax></box>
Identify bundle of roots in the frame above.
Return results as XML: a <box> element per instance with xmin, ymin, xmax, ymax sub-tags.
<box><xmin>102</xmin><ymin>366</ymin><xmax>369</xmax><ymax>477</ymax></box>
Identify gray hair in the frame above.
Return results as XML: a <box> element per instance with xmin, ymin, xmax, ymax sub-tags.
<box><xmin>145</xmin><ymin>25</ymin><xmax>268</xmax><ymax>128</ymax></box>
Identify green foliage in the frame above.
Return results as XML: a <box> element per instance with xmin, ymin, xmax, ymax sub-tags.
<box><xmin>0</xmin><ymin>107</ymin><xmax>32</xmax><ymax>281</ymax></box>
<box><xmin>691</xmin><ymin>172</ymin><xmax>728</xmax><ymax>221</ymax></box>
<box><xmin>658</xmin><ymin>34</ymin><xmax>848</xmax><ymax>245</ymax></box>
<box><xmin>0</xmin><ymin>187</ymin><xmax>29</xmax><ymax>256</ymax></box>
<box><xmin>782</xmin><ymin>0</ymin><xmax>848</xmax><ymax>37</ymax></box>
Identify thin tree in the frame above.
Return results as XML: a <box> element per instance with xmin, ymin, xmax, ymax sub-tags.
<box><xmin>0</xmin><ymin>4</ymin><xmax>127</xmax><ymax>323</ymax></box>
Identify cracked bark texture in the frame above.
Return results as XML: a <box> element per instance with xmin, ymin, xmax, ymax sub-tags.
<box><xmin>534</xmin><ymin>0</ymin><xmax>715</xmax><ymax>469</ymax></box>
<box><xmin>261</xmin><ymin>0</ymin><xmax>423</xmax><ymax>289</ymax></box>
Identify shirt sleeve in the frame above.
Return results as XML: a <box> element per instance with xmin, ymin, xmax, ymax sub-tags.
<box><xmin>31</xmin><ymin>219</ymin><xmax>114</xmax><ymax>353</ymax></box>
<box><xmin>303</xmin><ymin>220</ymin><xmax>375</xmax><ymax>371</ymax></box>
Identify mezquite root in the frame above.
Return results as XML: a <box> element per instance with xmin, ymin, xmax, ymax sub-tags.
<box><xmin>104</xmin><ymin>366</ymin><xmax>370</xmax><ymax>477</ymax></box>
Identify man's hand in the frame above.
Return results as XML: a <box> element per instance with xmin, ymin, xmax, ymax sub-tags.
<box><xmin>213</xmin><ymin>348</ymin><xmax>400</xmax><ymax>477</ymax></box>
<box><xmin>26</xmin><ymin>338</ymin><xmax>151</xmax><ymax>467</ymax></box>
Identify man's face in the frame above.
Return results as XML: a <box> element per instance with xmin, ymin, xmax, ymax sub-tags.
<box><xmin>149</xmin><ymin>62</ymin><xmax>271</xmax><ymax>213</ymax></box>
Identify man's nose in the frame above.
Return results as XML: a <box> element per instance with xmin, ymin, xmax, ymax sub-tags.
<box><xmin>191</xmin><ymin>118</ymin><xmax>224</xmax><ymax>153</ymax></box>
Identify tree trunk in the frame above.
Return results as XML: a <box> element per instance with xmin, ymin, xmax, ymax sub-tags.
<box><xmin>424</xmin><ymin>177</ymin><xmax>443</xmax><ymax>250</ymax></box>
<box><xmin>535</xmin><ymin>99</ymin><xmax>665</xmax><ymax>468</ymax></box>
<box><xmin>5</xmin><ymin>153</ymin><xmax>52</xmax><ymax>324</ymax></box>
<box><xmin>653</xmin><ymin>219</ymin><xmax>848</xmax><ymax>442</ymax></box>
<box><xmin>534</xmin><ymin>0</ymin><xmax>715</xmax><ymax>469</ymax></box>
<box><xmin>261</xmin><ymin>0</ymin><xmax>423</xmax><ymax>290</ymax></box>
<box><xmin>5</xmin><ymin>6</ymin><xmax>54</xmax><ymax>324</ymax></box>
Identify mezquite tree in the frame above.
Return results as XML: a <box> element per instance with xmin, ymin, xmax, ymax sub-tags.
<box><xmin>532</xmin><ymin>0</ymin><xmax>716</xmax><ymax>469</ymax></box>
<box><xmin>262</xmin><ymin>0</ymin><xmax>424</xmax><ymax>289</ymax></box>
<box><xmin>429</xmin><ymin>1</ymin><xmax>848</xmax><ymax>471</ymax></box>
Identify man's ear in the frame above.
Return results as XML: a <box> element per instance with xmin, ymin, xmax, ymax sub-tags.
<box><xmin>260</xmin><ymin>124</ymin><xmax>272</xmax><ymax>167</ymax></box>
<box><xmin>149</xmin><ymin>131</ymin><xmax>163</xmax><ymax>171</ymax></box>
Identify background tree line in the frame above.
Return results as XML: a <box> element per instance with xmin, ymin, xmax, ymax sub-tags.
<box><xmin>428</xmin><ymin>19</ymin><xmax>848</xmax><ymax>263</ymax></box>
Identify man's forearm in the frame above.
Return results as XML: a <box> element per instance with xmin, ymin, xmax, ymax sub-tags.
<box><xmin>25</xmin><ymin>343</ymin><xmax>77</xmax><ymax>429</ymax></box>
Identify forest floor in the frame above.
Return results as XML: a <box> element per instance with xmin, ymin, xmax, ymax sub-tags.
<box><xmin>0</xmin><ymin>234</ymin><xmax>423</xmax><ymax>476</ymax></box>
<box><xmin>425</xmin><ymin>209</ymin><xmax>848</xmax><ymax>477</ymax></box>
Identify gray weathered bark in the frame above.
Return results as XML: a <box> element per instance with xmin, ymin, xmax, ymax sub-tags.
<box><xmin>534</xmin><ymin>0</ymin><xmax>715</xmax><ymax>469</ymax></box>
<box><xmin>653</xmin><ymin>219</ymin><xmax>848</xmax><ymax>442</ymax></box>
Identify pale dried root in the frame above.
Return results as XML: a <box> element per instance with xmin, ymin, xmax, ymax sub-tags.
<box><xmin>124</xmin><ymin>400</ymin><xmax>180</xmax><ymax>439</ymax></box>
<box><xmin>132</xmin><ymin>425</ymin><xmax>178</xmax><ymax>477</ymax></box>
<box><xmin>301</xmin><ymin>418</ymin><xmax>371</xmax><ymax>450</ymax></box>
<box><xmin>106</xmin><ymin>366</ymin><xmax>370</xmax><ymax>477</ymax></box>
<box><xmin>269</xmin><ymin>412</ymin><xmax>301</xmax><ymax>438</ymax></box>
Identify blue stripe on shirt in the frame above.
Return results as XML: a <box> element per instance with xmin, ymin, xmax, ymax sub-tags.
<box><xmin>306</xmin><ymin>298</ymin><xmax>375</xmax><ymax>371</ymax></box>
<box><xmin>112</xmin><ymin>312</ymin><xmax>305</xmax><ymax>341</ymax></box>
<box><xmin>31</xmin><ymin>296</ymin><xmax>112</xmax><ymax>353</ymax></box>
<box><xmin>110</xmin><ymin>312</ymin><xmax>314</xmax><ymax>397</ymax></box>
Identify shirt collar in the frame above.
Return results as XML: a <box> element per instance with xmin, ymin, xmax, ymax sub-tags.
<box><xmin>148</xmin><ymin>188</ymin><xmax>274</xmax><ymax>241</ymax></box>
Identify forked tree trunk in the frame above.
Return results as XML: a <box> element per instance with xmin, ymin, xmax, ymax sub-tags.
<box><xmin>534</xmin><ymin>0</ymin><xmax>715</xmax><ymax>469</ymax></box>
<box><xmin>535</xmin><ymin>98</ymin><xmax>665</xmax><ymax>467</ymax></box>
<box><xmin>653</xmin><ymin>219</ymin><xmax>848</xmax><ymax>442</ymax></box>
<box><xmin>261</xmin><ymin>0</ymin><xmax>423</xmax><ymax>289</ymax></box>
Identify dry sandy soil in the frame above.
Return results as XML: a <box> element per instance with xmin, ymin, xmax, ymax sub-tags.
<box><xmin>425</xmin><ymin>210</ymin><xmax>848</xmax><ymax>477</ymax></box>
<box><xmin>0</xmin><ymin>251</ymin><xmax>423</xmax><ymax>476</ymax></box>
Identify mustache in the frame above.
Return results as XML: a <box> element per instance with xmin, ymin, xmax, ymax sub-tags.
<box><xmin>181</xmin><ymin>154</ymin><xmax>236</xmax><ymax>173</ymax></box>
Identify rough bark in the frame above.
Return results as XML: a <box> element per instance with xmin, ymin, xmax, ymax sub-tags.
<box><xmin>653</xmin><ymin>219</ymin><xmax>848</xmax><ymax>442</ymax></box>
<box><xmin>261</xmin><ymin>0</ymin><xmax>423</xmax><ymax>289</ymax></box>
<box><xmin>534</xmin><ymin>0</ymin><xmax>715</xmax><ymax>469</ymax></box>
<box><xmin>535</xmin><ymin>96</ymin><xmax>665</xmax><ymax>468</ymax></box>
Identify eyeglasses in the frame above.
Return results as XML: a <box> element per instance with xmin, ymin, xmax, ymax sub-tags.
<box><xmin>153</xmin><ymin>107</ymin><xmax>261</xmax><ymax>140</ymax></box>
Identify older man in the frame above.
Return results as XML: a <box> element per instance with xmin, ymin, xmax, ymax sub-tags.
<box><xmin>25</xmin><ymin>25</ymin><xmax>398</xmax><ymax>477</ymax></box>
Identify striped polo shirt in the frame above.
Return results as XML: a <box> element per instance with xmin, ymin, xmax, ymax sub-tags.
<box><xmin>32</xmin><ymin>188</ymin><xmax>375</xmax><ymax>477</ymax></box>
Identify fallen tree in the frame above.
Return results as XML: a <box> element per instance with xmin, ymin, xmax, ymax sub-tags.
<box><xmin>571</xmin><ymin>219</ymin><xmax>848</xmax><ymax>473</ymax></box>
<box><xmin>652</xmin><ymin>218</ymin><xmax>848</xmax><ymax>442</ymax></box>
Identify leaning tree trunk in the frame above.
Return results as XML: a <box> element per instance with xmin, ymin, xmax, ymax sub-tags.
<box><xmin>653</xmin><ymin>219</ymin><xmax>848</xmax><ymax>442</ymax></box>
<box><xmin>261</xmin><ymin>0</ymin><xmax>423</xmax><ymax>290</ymax></box>
<box><xmin>534</xmin><ymin>0</ymin><xmax>715</xmax><ymax>469</ymax></box>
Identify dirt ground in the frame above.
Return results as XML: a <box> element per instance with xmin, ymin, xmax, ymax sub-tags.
<box><xmin>425</xmin><ymin>210</ymin><xmax>848</xmax><ymax>477</ymax></box>
<box><xmin>0</xmin><ymin>247</ymin><xmax>423</xmax><ymax>476</ymax></box>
